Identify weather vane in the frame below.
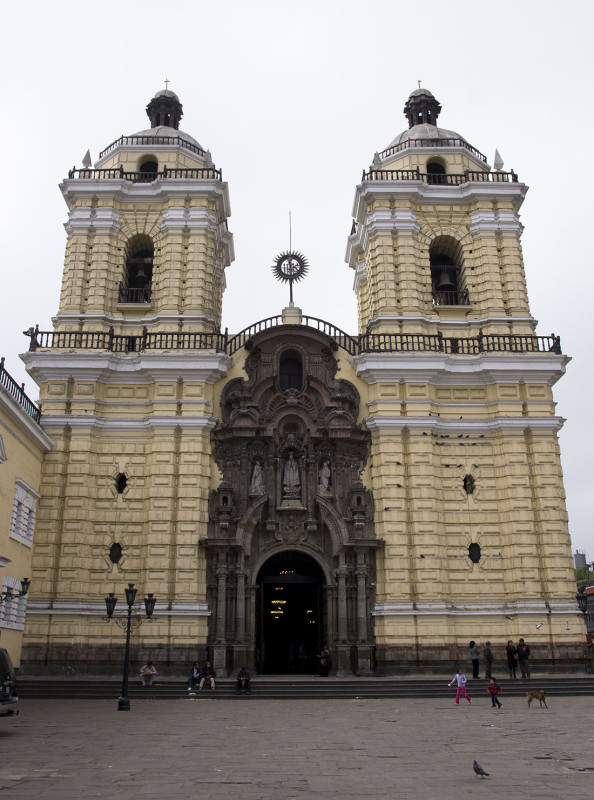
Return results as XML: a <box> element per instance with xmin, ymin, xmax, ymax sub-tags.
<box><xmin>271</xmin><ymin>211</ymin><xmax>309</xmax><ymax>304</ymax></box>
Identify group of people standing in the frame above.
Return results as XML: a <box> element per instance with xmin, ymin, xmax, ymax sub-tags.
<box><xmin>469</xmin><ymin>638</ymin><xmax>531</xmax><ymax>681</ymax></box>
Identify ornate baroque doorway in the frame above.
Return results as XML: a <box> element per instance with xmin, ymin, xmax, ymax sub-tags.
<box><xmin>205</xmin><ymin>326</ymin><xmax>380</xmax><ymax>676</ymax></box>
<box><xmin>257</xmin><ymin>551</ymin><xmax>325</xmax><ymax>674</ymax></box>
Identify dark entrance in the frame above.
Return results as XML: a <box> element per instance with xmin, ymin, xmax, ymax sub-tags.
<box><xmin>257</xmin><ymin>551</ymin><xmax>325</xmax><ymax>674</ymax></box>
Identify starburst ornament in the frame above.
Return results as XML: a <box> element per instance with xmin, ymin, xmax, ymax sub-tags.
<box><xmin>272</xmin><ymin>251</ymin><xmax>309</xmax><ymax>304</ymax></box>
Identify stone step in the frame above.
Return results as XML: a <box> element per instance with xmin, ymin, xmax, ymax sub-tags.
<box><xmin>18</xmin><ymin>676</ymin><xmax>594</xmax><ymax>700</ymax></box>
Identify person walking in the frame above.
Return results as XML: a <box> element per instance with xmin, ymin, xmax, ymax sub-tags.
<box><xmin>517</xmin><ymin>638</ymin><xmax>531</xmax><ymax>679</ymax></box>
<box><xmin>448</xmin><ymin>668</ymin><xmax>472</xmax><ymax>705</ymax></box>
<box><xmin>506</xmin><ymin>640</ymin><xmax>518</xmax><ymax>679</ymax></box>
<box><xmin>486</xmin><ymin>677</ymin><xmax>502</xmax><ymax>708</ymax></box>
<box><xmin>483</xmin><ymin>641</ymin><xmax>494</xmax><ymax>679</ymax></box>
<box><xmin>469</xmin><ymin>640</ymin><xmax>480</xmax><ymax>679</ymax></box>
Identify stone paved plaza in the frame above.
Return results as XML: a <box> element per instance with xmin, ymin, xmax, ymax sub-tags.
<box><xmin>1</xmin><ymin>693</ymin><xmax>592</xmax><ymax>799</ymax></box>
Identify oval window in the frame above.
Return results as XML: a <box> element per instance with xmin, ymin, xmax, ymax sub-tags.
<box><xmin>468</xmin><ymin>543</ymin><xmax>481</xmax><ymax>564</ymax></box>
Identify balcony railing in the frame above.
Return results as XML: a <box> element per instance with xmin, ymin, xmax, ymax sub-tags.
<box><xmin>378</xmin><ymin>137</ymin><xmax>488</xmax><ymax>163</ymax></box>
<box><xmin>24</xmin><ymin>321</ymin><xmax>562</xmax><ymax>358</ymax></box>
<box><xmin>99</xmin><ymin>134</ymin><xmax>206</xmax><ymax>160</ymax></box>
<box><xmin>432</xmin><ymin>289</ymin><xmax>470</xmax><ymax>307</ymax></box>
<box><xmin>118</xmin><ymin>283</ymin><xmax>152</xmax><ymax>304</ymax></box>
<box><xmin>67</xmin><ymin>166</ymin><xmax>222</xmax><ymax>182</ymax></box>
<box><xmin>362</xmin><ymin>169</ymin><xmax>518</xmax><ymax>184</ymax></box>
<box><xmin>0</xmin><ymin>357</ymin><xmax>41</xmax><ymax>424</ymax></box>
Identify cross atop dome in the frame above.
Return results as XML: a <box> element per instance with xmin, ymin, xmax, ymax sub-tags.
<box><xmin>403</xmin><ymin>88</ymin><xmax>442</xmax><ymax>129</ymax></box>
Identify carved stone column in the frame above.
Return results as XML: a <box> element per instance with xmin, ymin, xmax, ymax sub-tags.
<box><xmin>356</xmin><ymin>549</ymin><xmax>374</xmax><ymax>676</ymax></box>
<box><xmin>213</xmin><ymin>550</ymin><xmax>228</xmax><ymax>675</ymax></box>
<box><xmin>233</xmin><ymin>568</ymin><xmax>249</xmax><ymax>670</ymax></box>
<box><xmin>334</xmin><ymin>563</ymin><xmax>351</xmax><ymax>676</ymax></box>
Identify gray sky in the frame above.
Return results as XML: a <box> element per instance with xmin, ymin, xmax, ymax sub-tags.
<box><xmin>2</xmin><ymin>0</ymin><xmax>592</xmax><ymax>559</ymax></box>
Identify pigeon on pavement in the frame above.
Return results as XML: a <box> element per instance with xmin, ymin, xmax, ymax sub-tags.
<box><xmin>473</xmin><ymin>760</ymin><xmax>489</xmax><ymax>778</ymax></box>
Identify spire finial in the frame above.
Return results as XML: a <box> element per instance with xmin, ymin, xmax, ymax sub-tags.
<box><xmin>164</xmin><ymin>78</ymin><xmax>170</xmax><ymax>90</ymax></box>
<box><xmin>418</xmin><ymin>80</ymin><xmax>422</xmax><ymax>89</ymax></box>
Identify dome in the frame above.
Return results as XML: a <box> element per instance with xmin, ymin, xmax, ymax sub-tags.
<box><xmin>151</xmin><ymin>89</ymin><xmax>180</xmax><ymax>103</ymax></box>
<box><xmin>385</xmin><ymin>123</ymin><xmax>469</xmax><ymax>151</ymax></box>
<box><xmin>131</xmin><ymin>125</ymin><xmax>204</xmax><ymax>151</ymax></box>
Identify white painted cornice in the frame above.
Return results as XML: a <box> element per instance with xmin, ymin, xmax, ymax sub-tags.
<box><xmin>373</xmin><ymin>600</ymin><xmax>577</xmax><ymax>616</ymax></box>
<box><xmin>22</xmin><ymin>351</ymin><xmax>232</xmax><ymax>385</ymax></box>
<box><xmin>60</xmin><ymin>177</ymin><xmax>231</xmax><ymax>221</ymax></box>
<box><xmin>363</xmin><ymin>415</ymin><xmax>566</xmax><ymax>434</ymax></box>
<box><xmin>468</xmin><ymin>208</ymin><xmax>523</xmax><ymax>237</ymax></box>
<box><xmin>0</xmin><ymin>384</ymin><xmax>53</xmax><ymax>452</ymax></box>
<box><xmin>38</xmin><ymin>414</ymin><xmax>219</xmax><ymax>433</ymax></box>
<box><xmin>353</xmin><ymin>351</ymin><xmax>569</xmax><ymax>386</ymax></box>
<box><xmin>26</xmin><ymin>600</ymin><xmax>211</xmax><ymax>616</ymax></box>
<box><xmin>346</xmin><ymin>209</ymin><xmax>420</xmax><ymax>267</ymax></box>
<box><xmin>64</xmin><ymin>207</ymin><xmax>122</xmax><ymax>235</ymax></box>
<box><xmin>52</xmin><ymin>313</ymin><xmax>219</xmax><ymax>329</ymax></box>
<box><xmin>365</xmin><ymin>314</ymin><xmax>537</xmax><ymax>331</ymax></box>
<box><xmin>351</xmin><ymin>179</ymin><xmax>528</xmax><ymax>222</ymax></box>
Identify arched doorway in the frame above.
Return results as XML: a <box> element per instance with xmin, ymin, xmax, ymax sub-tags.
<box><xmin>256</xmin><ymin>551</ymin><xmax>325</xmax><ymax>674</ymax></box>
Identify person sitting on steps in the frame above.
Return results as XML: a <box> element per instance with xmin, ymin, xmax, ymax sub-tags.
<box><xmin>236</xmin><ymin>666</ymin><xmax>251</xmax><ymax>694</ymax></box>
<box><xmin>199</xmin><ymin>661</ymin><xmax>216</xmax><ymax>691</ymax></box>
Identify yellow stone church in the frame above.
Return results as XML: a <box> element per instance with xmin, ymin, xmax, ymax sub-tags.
<box><xmin>19</xmin><ymin>87</ymin><xmax>580</xmax><ymax>675</ymax></box>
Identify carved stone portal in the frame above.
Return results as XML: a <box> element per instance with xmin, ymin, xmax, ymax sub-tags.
<box><xmin>206</xmin><ymin>326</ymin><xmax>380</xmax><ymax>676</ymax></box>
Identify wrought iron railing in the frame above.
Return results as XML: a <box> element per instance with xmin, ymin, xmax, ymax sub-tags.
<box><xmin>378</xmin><ymin>137</ymin><xmax>488</xmax><ymax>163</ymax></box>
<box><xmin>362</xmin><ymin>169</ymin><xmax>518</xmax><ymax>184</ymax></box>
<box><xmin>24</xmin><ymin>322</ymin><xmax>562</xmax><ymax>358</ymax></box>
<box><xmin>99</xmin><ymin>134</ymin><xmax>206</xmax><ymax>159</ymax></box>
<box><xmin>0</xmin><ymin>357</ymin><xmax>41</xmax><ymax>424</ymax></box>
<box><xmin>118</xmin><ymin>283</ymin><xmax>152</xmax><ymax>304</ymax></box>
<box><xmin>432</xmin><ymin>289</ymin><xmax>470</xmax><ymax>307</ymax></box>
<box><xmin>67</xmin><ymin>166</ymin><xmax>222</xmax><ymax>182</ymax></box>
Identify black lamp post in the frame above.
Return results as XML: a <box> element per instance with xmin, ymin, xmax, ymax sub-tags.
<box><xmin>0</xmin><ymin>578</ymin><xmax>30</xmax><ymax>605</ymax></box>
<box><xmin>576</xmin><ymin>590</ymin><xmax>588</xmax><ymax>615</ymax></box>
<box><xmin>104</xmin><ymin>583</ymin><xmax>156</xmax><ymax>711</ymax></box>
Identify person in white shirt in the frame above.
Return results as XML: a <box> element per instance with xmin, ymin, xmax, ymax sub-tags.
<box><xmin>448</xmin><ymin>668</ymin><xmax>472</xmax><ymax>705</ymax></box>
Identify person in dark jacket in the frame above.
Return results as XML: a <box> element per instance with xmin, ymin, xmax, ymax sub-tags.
<box><xmin>187</xmin><ymin>661</ymin><xmax>201</xmax><ymax>691</ymax></box>
<box><xmin>483</xmin><ymin>641</ymin><xmax>494</xmax><ymax>679</ymax></box>
<box><xmin>506</xmin><ymin>640</ymin><xmax>518</xmax><ymax>679</ymax></box>
<box><xmin>199</xmin><ymin>661</ymin><xmax>216</xmax><ymax>690</ymax></box>
<box><xmin>236</xmin><ymin>666</ymin><xmax>251</xmax><ymax>694</ymax></box>
<box><xmin>517</xmin><ymin>638</ymin><xmax>531</xmax><ymax>679</ymax></box>
<box><xmin>469</xmin><ymin>640</ymin><xmax>480</xmax><ymax>679</ymax></box>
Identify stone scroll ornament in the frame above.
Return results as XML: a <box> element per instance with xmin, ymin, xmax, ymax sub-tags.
<box><xmin>272</xmin><ymin>251</ymin><xmax>309</xmax><ymax>304</ymax></box>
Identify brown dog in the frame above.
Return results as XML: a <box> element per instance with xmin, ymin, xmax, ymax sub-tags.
<box><xmin>526</xmin><ymin>690</ymin><xmax>548</xmax><ymax>708</ymax></box>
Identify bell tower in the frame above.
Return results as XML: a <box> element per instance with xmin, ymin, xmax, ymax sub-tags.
<box><xmin>345</xmin><ymin>88</ymin><xmax>578</xmax><ymax>672</ymax></box>
<box><xmin>347</xmin><ymin>87</ymin><xmax>531</xmax><ymax>339</ymax></box>
<box><xmin>21</xmin><ymin>90</ymin><xmax>234</xmax><ymax>673</ymax></box>
<box><xmin>57</xmin><ymin>88</ymin><xmax>233</xmax><ymax>340</ymax></box>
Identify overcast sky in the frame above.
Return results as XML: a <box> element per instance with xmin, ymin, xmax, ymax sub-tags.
<box><xmin>2</xmin><ymin>0</ymin><xmax>592</xmax><ymax>559</ymax></box>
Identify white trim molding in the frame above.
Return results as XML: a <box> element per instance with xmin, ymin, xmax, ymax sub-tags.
<box><xmin>353</xmin><ymin>351</ymin><xmax>569</xmax><ymax>386</ymax></box>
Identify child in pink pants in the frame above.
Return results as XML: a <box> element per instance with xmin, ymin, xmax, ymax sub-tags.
<box><xmin>448</xmin><ymin>669</ymin><xmax>472</xmax><ymax>704</ymax></box>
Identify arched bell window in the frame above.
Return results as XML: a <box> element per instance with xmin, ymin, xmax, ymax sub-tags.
<box><xmin>430</xmin><ymin>236</ymin><xmax>468</xmax><ymax>307</ymax></box>
<box><xmin>279</xmin><ymin>350</ymin><xmax>303</xmax><ymax>392</ymax></box>
<box><xmin>119</xmin><ymin>235</ymin><xmax>154</xmax><ymax>303</ymax></box>
<box><xmin>426</xmin><ymin>158</ymin><xmax>446</xmax><ymax>185</ymax></box>
<box><xmin>136</xmin><ymin>156</ymin><xmax>158</xmax><ymax>183</ymax></box>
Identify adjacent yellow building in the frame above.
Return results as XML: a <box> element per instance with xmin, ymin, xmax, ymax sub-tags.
<box><xmin>0</xmin><ymin>359</ymin><xmax>52</xmax><ymax>666</ymax></box>
<box><xmin>20</xmin><ymin>88</ymin><xmax>580</xmax><ymax>675</ymax></box>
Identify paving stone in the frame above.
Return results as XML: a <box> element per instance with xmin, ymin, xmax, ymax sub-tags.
<box><xmin>1</xmin><ymin>696</ymin><xmax>592</xmax><ymax>799</ymax></box>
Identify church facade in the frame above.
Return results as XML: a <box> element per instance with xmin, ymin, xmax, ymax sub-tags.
<box><xmin>20</xmin><ymin>88</ymin><xmax>580</xmax><ymax>675</ymax></box>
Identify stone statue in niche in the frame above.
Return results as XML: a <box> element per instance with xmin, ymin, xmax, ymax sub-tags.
<box><xmin>318</xmin><ymin>460</ymin><xmax>332</xmax><ymax>496</ymax></box>
<box><xmin>282</xmin><ymin>452</ymin><xmax>301</xmax><ymax>499</ymax></box>
<box><xmin>249</xmin><ymin>462</ymin><xmax>265</xmax><ymax>496</ymax></box>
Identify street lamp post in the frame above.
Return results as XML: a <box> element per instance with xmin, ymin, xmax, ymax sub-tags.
<box><xmin>0</xmin><ymin>578</ymin><xmax>30</xmax><ymax>606</ymax></box>
<box><xmin>104</xmin><ymin>583</ymin><xmax>157</xmax><ymax>711</ymax></box>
